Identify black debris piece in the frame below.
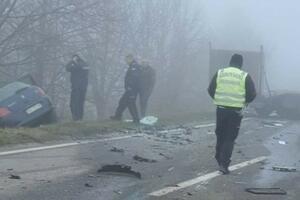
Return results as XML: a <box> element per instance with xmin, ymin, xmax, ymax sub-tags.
<box><xmin>245</xmin><ymin>188</ymin><xmax>287</xmax><ymax>195</ymax></box>
<box><xmin>98</xmin><ymin>164</ymin><xmax>141</xmax><ymax>179</ymax></box>
<box><xmin>9</xmin><ymin>174</ymin><xmax>21</xmax><ymax>179</ymax></box>
<box><xmin>85</xmin><ymin>183</ymin><xmax>93</xmax><ymax>187</ymax></box>
<box><xmin>114</xmin><ymin>190</ymin><xmax>122</xmax><ymax>195</ymax></box>
<box><xmin>110</xmin><ymin>147</ymin><xmax>125</xmax><ymax>153</ymax></box>
<box><xmin>187</xmin><ymin>192</ymin><xmax>193</xmax><ymax>196</ymax></box>
<box><xmin>159</xmin><ymin>153</ymin><xmax>172</xmax><ymax>160</ymax></box>
<box><xmin>184</xmin><ymin>138</ymin><xmax>193</xmax><ymax>143</ymax></box>
<box><xmin>133</xmin><ymin>155</ymin><xmax>157</xmax><ymax>163</ymax></box>
<box><xmin>236</xmin><ymin>150</ymin><xmax>242</xmax><ymax>154</ymax></box>
<box><xmin>165</xmin><ymin>184</ymin><xmax>179</xmax><ymax>187</ymax></box>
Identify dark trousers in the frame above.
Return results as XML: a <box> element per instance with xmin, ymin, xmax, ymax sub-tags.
<box><xmin>70</xmin><ymin>87</ymin><xmax>87</xmax><ymax>121</ymax></box>
<box><xmin>215</xmin><ymin>107</ymin><xmax>242</xmax><ymax>167</ymax></box>
<box><xmin>115</xmin><ymin>89</ymin><xmax>139</xmax><ymax>122</ymax></box>
<box><xmin>139</xmin><ymin>90</ymin><xmax>152</xmax><ymax>118</ymax></box>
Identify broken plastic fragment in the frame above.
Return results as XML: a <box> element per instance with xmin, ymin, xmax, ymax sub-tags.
<box><xmin>140</xmin><ymin>116</ymin><xmax>158</xmax><ymax>126</ymax></box>
<box><xmin>272</xmin><ymin>166</ymin><xmax>296</xmax><ymax>172</ymax></box>
<box><xmin>278</xmin><ymin>140</ymin><xmax>287</xmax><ymax>145</ymax></box>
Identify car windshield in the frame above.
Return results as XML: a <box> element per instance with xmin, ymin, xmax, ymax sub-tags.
<box><xmin>0</xmin><ymin>82</ymin><xmax>30</xmax><ymax>102</ymax></box>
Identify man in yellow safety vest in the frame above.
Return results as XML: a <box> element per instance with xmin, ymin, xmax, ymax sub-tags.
<box><xmin>208</xmin><ymin>54</ymin><xmax>256</xmax><ymax>174</ymax></box>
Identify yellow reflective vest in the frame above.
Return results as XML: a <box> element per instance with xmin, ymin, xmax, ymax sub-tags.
<box><xmin>214</xmin><ymin>67</ymin><xmax>247</xmax><ymax>108</ymax></box>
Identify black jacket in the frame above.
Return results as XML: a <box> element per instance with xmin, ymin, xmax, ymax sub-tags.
<box><xmin>208</xmin><ymin>68</ymin><xmax>256</xmax><ymax>104</ymax></box>
<box><xmin>66</xmin><ymin>59</ymin><xmax>89</xmax><ymax>90</ymax></box>
<box><xmin>125</xmin><ymin>61</ymin><xmax>142</xmax><ymax>91</ymax></box>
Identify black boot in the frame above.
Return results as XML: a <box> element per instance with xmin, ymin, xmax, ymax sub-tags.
<box><xmin>219</xmin><ymin>164</ymin><xmax>230</xmax><ymax>175</ymax></box>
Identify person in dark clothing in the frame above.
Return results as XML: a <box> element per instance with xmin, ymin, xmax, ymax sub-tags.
<box><xmin>111</xmin><ymin>55</ymin><xmax>142</xmax><ymax>123</ymax></box>
<box><xmin>208</xmin><ymin>54</ymin><xmax>256</xmax><ymax>174</ymax></box>
<box><xmin>139</xmin><ymin>60</ymin><xmax>156</xmax><ymax>118</ymax></box>
<box><xmin>66</xmin><ymin>55</ymin><xmax>89</xmax><ymax>121</ymax></box>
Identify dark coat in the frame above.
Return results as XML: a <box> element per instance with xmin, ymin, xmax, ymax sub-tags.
<box><xmin>66</xmin><ymin>58</ymin><xmax>89</xmax><ymax>90</ymax></box>
<box><xmin>140</xmin><ymin>65</ymin><xmax>156</xmax><ymax>95</ymax></box>
<box><xmin>124</xmin><ymin>61</ymin><xmax>142</xmax><ymax>92</ymax></box>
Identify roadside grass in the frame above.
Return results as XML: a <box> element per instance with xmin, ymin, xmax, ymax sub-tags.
<box><xmin>0</xmin><ymin>112</ymin><xmax>214</xmax><ymax>146</ymax></box>
<box><xmin>0</xmin><ymin>120</ymin><xmax>134</xmax><ymax>146</ymax></box>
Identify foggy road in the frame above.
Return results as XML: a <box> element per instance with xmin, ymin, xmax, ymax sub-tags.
<box><xmin>0</xmin><ymin>118</ymin><xmax>299</xmax><ymax>200</ymax></box>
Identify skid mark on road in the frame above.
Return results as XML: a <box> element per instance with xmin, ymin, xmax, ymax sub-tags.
<box><xmin>148</xmin><ymin>156</ymin><xmax>267</xmax><ymax>197</ymax></box>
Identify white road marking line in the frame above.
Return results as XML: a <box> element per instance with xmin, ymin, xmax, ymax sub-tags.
<box><xmin>0</xmin><ymin>134</ymin><xmax>143</xmax><ymax>156</ymax></box>
<box><xmin>158</xmin><ymin>129</ymin><xmax>184</xmax><ymax>134</ymax></box>
<box><xmin>242</xmin><ymin>117</ymin><xmax>252</xmax><ymax>121</ymax></box>
<box><xmin>192</xmin><ymin>118</ymin><xmax>252</xmax><ymax>129</ymax></box>
<box><xmin>193</xmin><ymin>123</ymin><xmax>215</xmax><ymax>129</ymax></box>
<box><xmin>148</xmin><ymin>156</ymin><xmax>267</xmax><ymax>197</ymax></box>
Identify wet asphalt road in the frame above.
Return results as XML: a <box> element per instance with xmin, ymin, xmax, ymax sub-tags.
<box><xmin>0</xmin><ymin>118</ymin><xmax>299</xmax><ymax>200</ymax></box>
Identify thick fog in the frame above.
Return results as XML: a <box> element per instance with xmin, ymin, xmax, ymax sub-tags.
<box><xmin>203</xmin><ymin>0</ymin><xmax>300</xmax><ymax>91</ymax></box>
<box><xmin>0</xmin><ymin>0</ymin><xmax>299</xmax><ymax>121</ymax></box>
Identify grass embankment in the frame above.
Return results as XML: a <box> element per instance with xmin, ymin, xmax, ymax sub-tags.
<box><xmin>0</xmin><ymin>112</ymin><xmax>214</xmax><ymax>146</ymax></box>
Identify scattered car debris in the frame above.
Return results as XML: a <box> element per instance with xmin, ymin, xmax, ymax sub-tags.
<box><xmin>245</xmin><ymin>188</ymin><xmax>287</xmax><ymax>195</ymax></box>
<box><xmin>272</xmin><ymin>166</ymin><xmax>297</xmax><ymax>172</ymax></box>
<box><xmin>84</xmin><ymin>183</ymin><xmax>93</xmax><ymax>187</ymax></box>
<box><xmin>235</xmin><ymin>181</ymin><xmax>247</xmax><ymax>184</ymax></box>
<box><xmin>184</xmin><ymin>138</ymin><xmax>193</xmax><ymax>143</ymax></box>
<box><xmin>37</xmin><ymin>179</ymin><xmax>51</xmax><ymax>183</ymax></box>
<box><xmin>187</xmin><ymin>192</ymin><xmax>193</xmax><ymax>196</ymax></box>
<box><xmin>110</xmin><ymin>147</ymin><xmax>125</xmax><ymax>153</ymax></box>
<box><xmin>278</xmin><ymin>140</ymin><xmax>287</xmax><ymax>145</ymax></box>
<box><xmin>207</xmin><ymin>131</ymin><xmax>214</xmax><ymax>135</ymax></box>
<box><xmin>133</xmin><ymin>155</ymin><xmax>157</xmax><ymax>163</ymax></box>
<box><xmin>113</xmin><ymin>190</ymin><xmax>122</xmax><ymax>195</ymax></box>
<box><xmin>9</xmin><ymin>174</ymin><xmax>21</xmax><ymax>179</ymax></box>
<box><xmin>262</xmin><ymin>121</ymin><xmax>284</xmax><ymax>128</ymax></box>
<box><xmin>159</xmin><ymin>153</ymin><xmax>172</xmax><ymax>160</ymax></box>
<box><xmin>88</xmin><ymin>174</ymin><xmax>98</xmax><ymax>178</ymax></box>
<box><xmin>186</xmin><ymin>128</ymin><xmax>193</xmax><ymax>135</ymax></box>
<box><xmin>165</xmin><ymin>184</ymin><xmax>179</xmax><ymax>187</ymax></box>
<box><xmin>236</xmin><ymin>150</ymin><xmax>243</xmax><ymax>154</ymax></box>
<box><xmin>168</xmin><ymin>167</ymin><xmax>174</xmax><ymax>172</ymax></box>
<box><xmin>195</xmin><ymin>184</ymin><xmax>207</xmax><ymax>191</ymax></box>
<box><xmin>98</xmin><ymin>164</ymin><xmax>141</xmax><ymax>179</ymax></box>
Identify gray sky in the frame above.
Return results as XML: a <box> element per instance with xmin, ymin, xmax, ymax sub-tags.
<box><xmin>202</xmin><ymin>0</ymin><xmax>300</xmax><ymax>91</ymax></box>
